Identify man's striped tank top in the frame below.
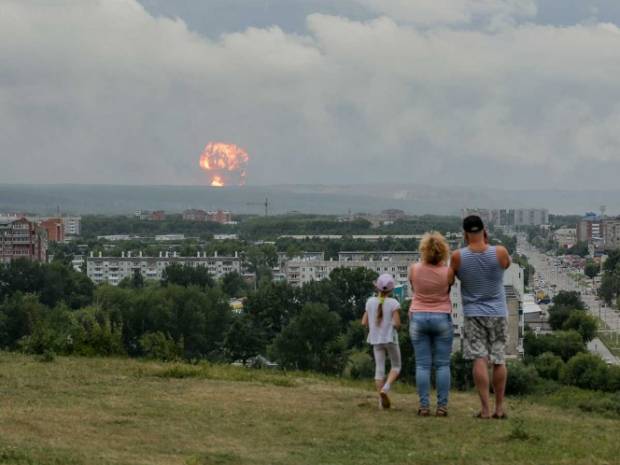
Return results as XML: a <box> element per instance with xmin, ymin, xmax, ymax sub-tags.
<box><xmin>457</xmin><ymin>246</ymin><xmax>507</xmax><ymax>317</ymax></box>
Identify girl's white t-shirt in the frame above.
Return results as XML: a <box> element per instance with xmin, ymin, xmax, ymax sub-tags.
<box><xmin>365</xmin><ymin>296</ymin><xmax>400</xmax><ymax>345</ymax></box>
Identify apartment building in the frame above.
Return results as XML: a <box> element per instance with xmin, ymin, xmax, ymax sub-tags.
<box><xmin>462</xmin><ymin>208</ymin><xmax>548</xmax><ymax>227</ymax></box>
<box><xmin>577</xmin><ymin>214</ymin><xmax>620</xmax><ymax>250</ymax></box>
<box><xmin>86</xmin><ymin>251</ymin><xmax>241</xmax><ymax>286</ymax></box>
<box><xmin>207</xmin><ymin>210</ymin><xmax>233</xmax><ymax>224</ymax></box>
<box><xmin>0</xmin><ymin>217</ymin><xmax>48</xmax><ymax>263</ymax></box>
<box><xmin>182</xmin><ymin>209</ymin><xmax>207</xmax><ymax>221</ymax></box>
<box><xmin>63</xmin><ymin>216</ymin><xmax>81</xmax><ymax>236</ymax></box>
<box><xmin>40</xmin><ymin>218</ymin><xmax>65</xmax><ymax>242</ymax></box>
<box><xmin>284</xmin><ymin>253</ymin><xmax>413</xmax><ymax>293</ymax></box>
<box><xmin>554</xmin><ymin>228</ymin><xmax>577</xmax><ymax>249</ymax></box>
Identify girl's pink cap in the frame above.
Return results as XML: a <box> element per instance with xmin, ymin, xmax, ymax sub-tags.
<box><xmin>375</xmin><ymin>273</ymin><xmax>395</xmax><ymax>292</ymax></box>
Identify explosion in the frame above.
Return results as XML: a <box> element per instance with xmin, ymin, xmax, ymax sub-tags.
<box><xmin>199</xmin><ymin>142</ymin><xmax>249</xmax><ymax>187</ymax></box>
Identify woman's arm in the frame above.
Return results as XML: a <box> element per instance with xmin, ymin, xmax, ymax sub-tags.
<box><xmin>361</xmin><ymin>311</ymin><xmax>369</xmax><ymax>327</ymax></box>
<box><xmin>392</xmin><ymin>308</ymin><xmax>401</xmax><ymax>330</ymax></box>
<box><xmin>408</xmin><ymin>263</ymin><xmax>416</xmax><ymax>291</ymax></box>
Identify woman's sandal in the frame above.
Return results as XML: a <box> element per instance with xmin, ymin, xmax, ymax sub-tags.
<box><xmin>435</xmin><ymin>406</ymin><xmax>449</xmax><ymax>417</ymax></box>
<box><xmin>417</xmin><ymin>408</ymin><xmax>431</xmax><ymax>417</ymax></box>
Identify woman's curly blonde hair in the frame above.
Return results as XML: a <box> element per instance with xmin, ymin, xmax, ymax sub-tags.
<box><xmin>419</xmin><ymin>231</ymin><xmax>450</xmax><ymax>265</ymax></box>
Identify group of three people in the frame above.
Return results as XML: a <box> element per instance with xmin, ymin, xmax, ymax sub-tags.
<box><xmin>362</xmin><ymin>215</ymin><xmax>511</xmax><ymax>418</ymax></box>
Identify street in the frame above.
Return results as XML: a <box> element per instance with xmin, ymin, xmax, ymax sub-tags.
<box><xmin>518</xmin><ymin>237</ymin><xmax>620</xmax><ymax>365</ymax></box>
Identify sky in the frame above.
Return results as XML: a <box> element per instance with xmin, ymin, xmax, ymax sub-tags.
<box><xmin>2</xmin><ymin>0</ymin><xmax>620</xmax><ymax>189</ymax></box>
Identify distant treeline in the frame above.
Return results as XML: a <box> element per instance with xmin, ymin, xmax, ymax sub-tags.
<box><xmin>81</xmin><ymin>214</ymin><xmax>462</xmax><ymax>240</ymax></box>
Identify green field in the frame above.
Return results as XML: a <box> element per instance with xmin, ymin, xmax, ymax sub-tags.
<box><xmin>0</xmin><ymin>354</ymin><xmax>618</xmax><ymax>465</ymax></box>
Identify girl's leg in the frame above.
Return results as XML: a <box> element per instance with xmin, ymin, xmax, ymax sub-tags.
<box><xmin>410</xmin><ymin>315</ymin><xmax>432</xmax><ymax>409</ymax></box>
<box><xmin>373</xmin><ymin>344</ymin><xmax>387</xmax><ymax>391</ymax></box>
<box><xmin>383</xmin><ymin>343</ymin><xmax>401</xmax><ymax>391</ymax></box>
<box><xmin>433</xmin><ymin>314</ymin><xmax>454</xmax><ymax>408</ymax></box>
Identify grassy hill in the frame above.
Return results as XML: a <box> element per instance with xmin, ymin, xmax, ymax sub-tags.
<box><xmin>0</xmin><ymin>353</ymin><xmax>618</xmax><ymax>465</ymax></box>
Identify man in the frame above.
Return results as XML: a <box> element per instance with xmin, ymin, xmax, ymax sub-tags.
<box><xmin>451</xmin><ymin>215</ymin><xmax>511</xmax><ymax>419</ymax></box>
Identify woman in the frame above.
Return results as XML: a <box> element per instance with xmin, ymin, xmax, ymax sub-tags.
<box><xmin>409</xmin><ymin>232</ymin><xmax>454</xmax><ymax>417</ymax></box>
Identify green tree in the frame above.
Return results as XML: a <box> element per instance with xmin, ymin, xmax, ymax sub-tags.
<box><xmin>0</xmin><ymin>292</ymin><xmax>45</xmax><ymax>348</ymax></box>
<box><xmin>584</xmin><ymin>259</ymin><xmax>600</xmax><ymax>280</ymax></box>
<box><xmin>523</xmin><ymin>330</ymin><xmax>586</xmax><ymax>361</ymax></box>
<box><xmin>221</xmin><ymin>271</ymin><xmax>247</xmax><ymax>298</ymax></box>
<box><xmin>327</xmin><ymin>267</ymin><xmax>378</xmax><ymax>325</ymax></box>
<box><xmin>270</xmin><ymin>303</ymin><xmax>346</xmax><ymax>373</ymax></box>
<box><xmin>562</xmin><ymin>310</ymin><xmax>597</xmax><ymax>342</ymax></box>
<box><xmin>161</xmin><ymin>264</ymin><xmax>214</xmax><ymax>289</ymax></box>
<box><xmin>224</xmin><ymin>313</ymin><xmax>263</xmax><ymax>365</ymax></box>
<box><xmin>245</xmin><ymin>282</ymin><xmax>300</xmax><ymax>346</ymax></box>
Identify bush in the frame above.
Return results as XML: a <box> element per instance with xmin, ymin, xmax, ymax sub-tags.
<box><xmin>505</xmin><ymin>360</ymin><xmax>540</xmax><ymax>396</ymax></box>
<box><xmin>534</xmin><ymin>352</ymin><xmax>565</xmax><ymax>381</ymax></box>
<box><xmin>344</xmin><ymin>349</ymin><xmax>374</xmax><ymax>379</ymax></box>
<box><xmin>606</xmin><ymin>365</ymin><xmax>620</xmax><ymax>392</ymax></box>
<box><xmin>523</xmin><ymin>330</ymin><xmax>586</xmax><ymax>361</ymax></box>
<box><xmin>562</xmin><ymin>311</ymin><xmax>597</xmax><ymax>342</ymax></box>
<box><xmin>577</xmin><ymin>392</ymin><xmax>620</xmax><ymax>417</ymax></box>
<box><xmin>139</xmin><ymin>331</ymin><xmax>183</xmax><ymax>361</ymax></box>
<box><xmin>561</xmin><ymin>353</ymin><xmax>608</xmax><ymax>390</ymax></box>
<box><xmin>451</xmin><ymin>351</ymin><xmax>473</xmax><ymax>391</ymax></box>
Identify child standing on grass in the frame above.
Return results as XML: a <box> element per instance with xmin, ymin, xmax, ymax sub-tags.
<box><xmin>362</xmin><ymin>273</ymin><xmax>401</xmax><ymax>409</ymax></box>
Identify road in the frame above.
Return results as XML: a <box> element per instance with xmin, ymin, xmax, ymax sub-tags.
<box><xmin>587</xmin><ymin>338</ymin><xmax>620</xmax><ymax>366</ymax></box>
<box><xmin>518</xmin><ymin>237</ymin><xmax>620</xmax><ymax>365</ymax></box>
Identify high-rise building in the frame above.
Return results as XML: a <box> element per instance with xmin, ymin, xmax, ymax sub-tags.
<box><xmin>0</xmin><ymin>217</ymin><xmax>48</xmax><ymax>263</ymax></box>
<box><xmin>462</xmin><ymin>208</ymin><xmax>548</xmax><ymax>227</ymax></box>
<box><xmin>40</xmin><ymin>218</ymin><xmax>65</xmax><ymax>242</ymax></box>
<box><xmin>206</xmin><ymin>210</ymin><xmax>232</xmax><ymax>224</ymax></box>
<box><xmin>62</xmin><ymin>216</ymin><xmax>81</xmax><ymax>236</ymax></box>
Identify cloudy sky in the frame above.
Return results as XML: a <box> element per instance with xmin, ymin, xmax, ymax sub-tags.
<box><xmin>2</xmin><ymin>0</ymin><xmax>620</xmax><ymax>189</ymax></box>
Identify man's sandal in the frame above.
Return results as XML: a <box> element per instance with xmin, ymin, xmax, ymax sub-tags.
<box><xmin>435</xmin><ymin>406</ymin><xmax>448</xmax><ymax>417</ymax></box>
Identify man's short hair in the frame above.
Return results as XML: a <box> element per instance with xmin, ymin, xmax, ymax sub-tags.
<box><xmin>463</xmin><ymin>215</ymin><xmax>485</xmax><ymax>233</ymax></box>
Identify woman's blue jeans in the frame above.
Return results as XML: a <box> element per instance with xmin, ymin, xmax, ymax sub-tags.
<box><xmin>409</xmin><ymin>312</ymin><xmax>453</xmax><ymax>408</ymax></box>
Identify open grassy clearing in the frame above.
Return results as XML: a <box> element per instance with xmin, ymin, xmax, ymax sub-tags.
<box><xmin>0</xmin><ymin>353</ymin><xmax>618</xmax><ymax>465</ymax></box>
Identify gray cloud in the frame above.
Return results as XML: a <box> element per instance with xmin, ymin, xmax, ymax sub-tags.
<box><xmin>1</xmin><ymin>0</ymin><xmax>620</xmax><ymax>189</ymax></box>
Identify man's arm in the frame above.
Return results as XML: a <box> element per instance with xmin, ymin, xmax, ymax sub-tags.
<box><xmin>496</xmin><ymin>246</ymin><xmax>511</xmax><ymax>270</ymax></box>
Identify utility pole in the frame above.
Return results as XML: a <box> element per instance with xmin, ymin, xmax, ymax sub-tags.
<box><xmin>246</xmin><ymin>197</ymin><xmax>271</xmax><ymax>217</ymax></box>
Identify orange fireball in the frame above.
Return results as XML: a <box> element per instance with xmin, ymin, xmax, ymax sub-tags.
<box><xmin>199</xmin><ymin>142</ymin><xmax>249</xmax><ymax>187</ymax></box>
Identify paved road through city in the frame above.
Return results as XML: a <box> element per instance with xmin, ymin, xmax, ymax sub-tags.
<box><xmin>519</xmin><ymin>238</ymin><xmax>620</xmax><ymax>365</ymax></box>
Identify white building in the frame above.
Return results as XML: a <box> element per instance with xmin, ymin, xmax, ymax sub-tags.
<box><xmin>63</xmin><ymin>216</ymin><xmax>81</xmax><ymax>236</ymax></box>
<box><xmin>462</xmin><ymin>208</ymin><xmax>548</xmax><ymax>227</ymax></box>
<box><xmin>284</xmin><ymin>254</ymin><xmax>413</xmax><ymax>293</ymax></box>
<box><xmin>87</xmin><ymin>251</ymin><xmax>241</xmax><ymax>286</ymax></box>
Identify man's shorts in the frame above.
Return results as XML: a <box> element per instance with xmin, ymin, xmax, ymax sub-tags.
<box><xmin>463</xmin><ymin>316</ymin><xmax>508</xmax><ymax>364</ymax></box>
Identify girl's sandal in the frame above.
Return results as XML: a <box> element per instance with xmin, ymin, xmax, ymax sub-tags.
<box><xmin>435</xmin><ymin>406</ymin><xmax>449</xmax><ymax>417</ymax></box>
<box><xmin>417</xmin><ymin>408</ymin><xmax>431</xmax><ymax>417</ymax></box>
<box><xmin>473</xmin><ymin>412</ymin><xmax>491</xmax><ymax>419</ymax></box>
<box><xmin>492</xmin><ymin>413</ymin><xmax>508</xmax><ymax>420</ymax></box>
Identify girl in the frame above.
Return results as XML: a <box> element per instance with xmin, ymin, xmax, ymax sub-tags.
<box><xmin>362</xmin><ymin>273</ymin><xmax>402</xmax><ymax>409</ymax></box>
<box><xmin>409</xmin><ymin>232</ymin><xmax>454</xmax><ymax>417</ymax></box>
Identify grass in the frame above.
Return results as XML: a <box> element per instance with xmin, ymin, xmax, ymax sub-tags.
<box><xmin>0</xmin><ymin>353</ymin><xmax>619</xmax><ymax>465</ymax></box>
